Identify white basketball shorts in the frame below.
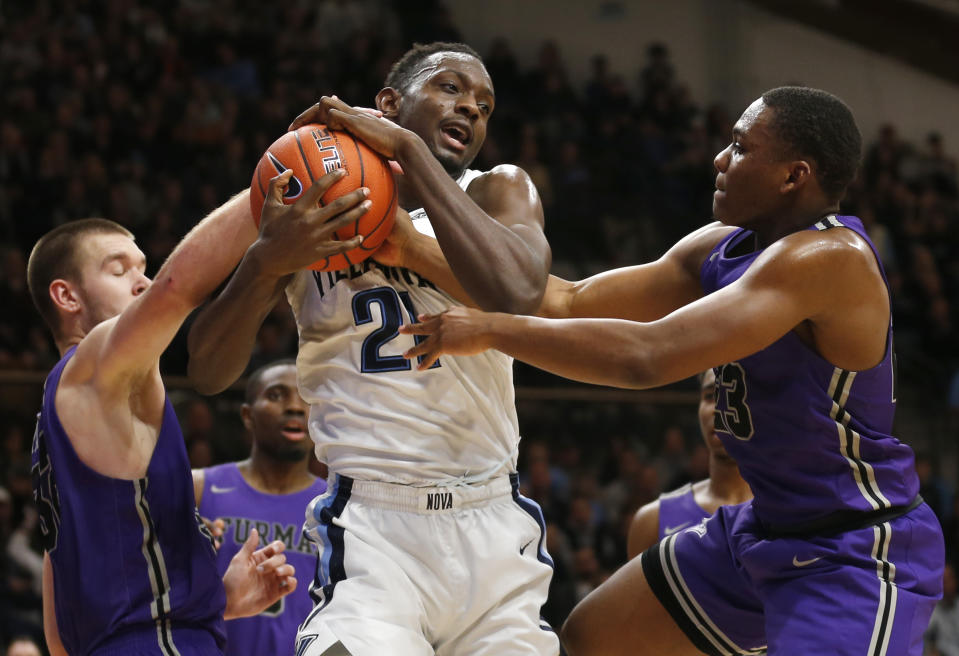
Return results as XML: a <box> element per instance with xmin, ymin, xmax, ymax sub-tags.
<box><xmin>294</xmin><ymin>473</ymin><xmax>559</xmax><ymax>656</ymax></box>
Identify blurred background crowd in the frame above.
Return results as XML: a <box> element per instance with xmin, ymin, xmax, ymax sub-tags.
<box><xmin>1</xmin><ymin>0</ymin><xmax>958</xmax><ymax>652</ymax></box>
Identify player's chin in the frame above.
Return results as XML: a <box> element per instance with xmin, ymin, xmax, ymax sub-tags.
<box><xmin>712</xmin><ymin>194</ymin><xmax>728</xmax><ymax>222</ymax></box>
<box><xmin>432</xmin><ymin>149</ymin><xmax>471</xmax><ymax>178</ymax></box>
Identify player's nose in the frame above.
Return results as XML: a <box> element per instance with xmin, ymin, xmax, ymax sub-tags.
<box><xmin>714</xmin><ymin>146</ymin><xmax>731</xmax><ymax>172</ymax></box>
<box><xmin>286</xmin><ymin>393</ymin><xmax>307</xmax><ymax>414</ymax></box>
<box><xmin>455</xmin><ymin>94</ymin><xmax>481</xmax><ymax>122</ymax></box>
<box><xmin>133</xmin><ymin>273</ymin><xmax>151</xmax><ymax>296</ymax></box>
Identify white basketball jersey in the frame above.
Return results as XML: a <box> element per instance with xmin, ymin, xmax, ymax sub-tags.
<box><xmin>286</xmin><ymin>169</ymin><xmax>520</xmax><ymax>484</ymax></box>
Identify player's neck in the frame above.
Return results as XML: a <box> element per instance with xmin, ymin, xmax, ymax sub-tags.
<box><xmin>707</xmin><ymin>456</ymin><xmax>752</xmax><ymax>505</ymax></box>
<box><xmin>753</xmin><ymin>201</ymin><xmax>841</xmax><ymax>248</ymax></box>
<box><xmin>239</xmin><ymin>455</ymin><xmax>314</xmax><ymax>496</ymax></box>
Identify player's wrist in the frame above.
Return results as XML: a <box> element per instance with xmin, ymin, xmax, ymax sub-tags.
<box><xmin>245</xmin><ymin>240</ymin><xmax>290</xmax><ymax>281</ymax></box>
<box><xmin>393</xmin><ymin>130</ymin><xmax>429</xmax><ymax>167</ymax></box>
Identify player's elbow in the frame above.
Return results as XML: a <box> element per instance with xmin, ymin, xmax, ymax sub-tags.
<box><xmin>188</xmin><ymin>369</ymin><xmax>228</xmax><ymax>396</ymax></box>
<box><xmin>618</xmin><ymin>349</ymin><xmax>660</xmax><ymax>389</ymax></box>
<box><xmin>478</xmin><ymin>275</ymin><xmax>547</xmax><ymax>315</ymax></box>
<box><xmin>186</xmin><ymin>344</ymin><xmax>234</xmax><ymax>395</ymax></box>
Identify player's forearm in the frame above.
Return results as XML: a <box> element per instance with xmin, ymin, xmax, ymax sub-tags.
<box><xmin>404</xmin><ymin>236</ymin><xmax>477</xmax><ymax>307</ymax></box>
<box><xmin>153</xmin><ymin>191</ymin><xmax>257</xmax><ymax>310</ymax></box>
<box><xmin>187</xmin><ymin>244</ymin><xmax>290</xmax><ymax>394</ymax></box>
<box><xmin>484</xmin><ymin>314</ymin><xmax>667</xmax><ymax>389</ymax></box>
<box><xmin>396</xmin><ymin>138</ymin><xmax>548</xmax><ymax>314</ymax></box>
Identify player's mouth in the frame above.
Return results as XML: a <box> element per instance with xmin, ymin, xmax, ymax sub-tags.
<box><xmin>440</xmin><ymin>121</ymin><xmax>471</xmax><ymax>152</ymax></box>
<box><xmin>714</xmin><ymin>176</ymin><xmax>726</xmax><ymax>196</ymax></box>
<box><xmin>280</xmin><ymin>420</ymin><xmax>307</xmax><ymax>441</ymax></box>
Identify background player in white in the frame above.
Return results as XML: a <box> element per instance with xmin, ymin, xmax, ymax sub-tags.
<box><xmin>626</xmin><ymin>369</ymin><xmax>752</xmax><ymax>559</ymax></box>
<box><xmin>187</xmin><ymin>42</ymin><xmax>557</xmax><ymax>655</ymax></box>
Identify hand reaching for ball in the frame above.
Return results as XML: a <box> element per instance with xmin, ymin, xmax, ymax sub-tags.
<box><xmin>290</xmin><ymin>95</ymin><xmax>416</xmax><ymax>163</ymax></box>
<box><xmin>252</xmin><ymin>169</ymin><xmax>370</xmax><ymax>279</ymax></box>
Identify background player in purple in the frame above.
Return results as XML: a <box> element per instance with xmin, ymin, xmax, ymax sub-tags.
<box><xmin>395</xmin><ymin>86</ymin><xmax>945</xmax><ymax>655</ymax></box>
<box><xmin>24</xmin><ymin>165</ymin><xmax>365</xmax><ymax>655</ymax></box>
<box><xmin>194</xmin><ymin>360</ymin><xmax>327</xmax><ymax>656</ymax></box>
<box><xmin>627</xmin><ymin>369</ymin><xmax>752</xmax><ymax>559</ymax></box>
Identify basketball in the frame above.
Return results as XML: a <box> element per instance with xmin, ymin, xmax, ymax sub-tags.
<box><xmin>249</xmin><ymin>124</ymin><xmax>397</xmax><ymax>272</ymax></box>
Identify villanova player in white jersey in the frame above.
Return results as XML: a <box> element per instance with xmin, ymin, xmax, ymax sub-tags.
<box><xmin>188</xmin><ymin>43</ymin><xmax>557</xmax><ymax>656</ymax></box>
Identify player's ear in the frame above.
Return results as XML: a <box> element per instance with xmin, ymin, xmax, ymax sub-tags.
<box><xmin>376</xmin><ymin>88</ymin><xmax>401</xmax><ymax>118</ymax></box>
<box><xmin>240</xmin><ymin>404</ymin><xmax>254</xmax><ymax>432</ymax></box>
<box><xmin>50</xmin><ymin>279</ymin><xmax>81</xmax><ymax>314</ymax></box>
<box><xmin>781</xmin><ymin>160</ymin><xmax>811</xmax><ymax>194</ymax></box>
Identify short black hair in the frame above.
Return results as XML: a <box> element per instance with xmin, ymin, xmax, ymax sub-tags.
<box><xmin>27</xmin><ymin>218</ymin><xmax>134</xmax><ymax>338</ymax></box>
<box><xmin>245</xmin><ymin>359</ymin><xmax>297</xmax><ymax>404</ymax></box>
<box><xmin>384</xmin><ymin>41</ymin><xmax>483</xmax><ymax>92</ymax></box>
<box><xmin>761</xmin><ymin>86</ymin><xmax>862</xmax><ymax>202</ymax></box>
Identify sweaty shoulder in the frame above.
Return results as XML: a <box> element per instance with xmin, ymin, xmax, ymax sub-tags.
<box><xmin>465</xmin><ymin>164</ymin><xmax>543</xmax><ymax>225</ymax></box>
<box><xmin>751</xmin><ymin>226</ymin><xmax>889</xmax><ymax>370</ymax></box>
<box><xmin>668</xmin><ymin>220</ymin><xmax>736</xmax><ymax>277</ymax></box>
<box><xmin>627</xmin><ymin>498</ymin><xmax>661</xmax><ymax>559</ymax></box>
<box><xmin>467</xmin><ymin>163</ymin><xmax>529</xmax><ymax>188</ymax></box>
<box><xmin>760</xmin><ymin>226</ymin><xmax>883</xmax><ymax>282</ymax></box>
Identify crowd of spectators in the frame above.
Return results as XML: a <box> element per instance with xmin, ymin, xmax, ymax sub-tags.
<box><xmin>1</xmin><ymin>0</ymin><xmax>957</xmax><ymax>651</ymax></box>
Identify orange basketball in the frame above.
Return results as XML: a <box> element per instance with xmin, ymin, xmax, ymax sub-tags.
<box><xmin>249</xmin><ymin>123</ymin><xmax>397</xmax><ymax>272</ymax></box>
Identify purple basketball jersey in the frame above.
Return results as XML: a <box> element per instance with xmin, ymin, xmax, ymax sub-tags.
<box><xmin>657</xmin><ymin>483</ymin><xmax>711</xmax><ymax>540</ymax></box>
<box><xmin>198</xmin><ymin>463</ymin><xmax>326</xmax><ymax>656</ymax></box>
<box><xmin>31</xmin><ymin>346</ymin><xmax>226</xmax><ymax>655</ymax></box>
<box><xmin>700</xmin><ymin>215</ymin><xmax>917</xmax><ymax>527</ymax></box>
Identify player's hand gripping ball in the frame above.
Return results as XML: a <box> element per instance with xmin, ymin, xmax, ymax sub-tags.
<box><xmin>250</xmin><ymin>124</ymin><xmax>397</xmax><ymax>272</ymax></box>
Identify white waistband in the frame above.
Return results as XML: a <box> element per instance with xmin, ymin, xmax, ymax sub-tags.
<box><xmin>331</xmin><ymin>473</ymin><xmax>515</xmax><ymax>514</ymax></box>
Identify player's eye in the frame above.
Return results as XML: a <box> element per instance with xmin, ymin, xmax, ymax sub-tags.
<box><xmin>441</xmin><ymin>82</ymin><xmax>458</xmax><ymax>93</ymax></box>
<box><xmin>478</xmin><ymin>103</ymin><xmax>491</xmax><ymax>115</ymax></box>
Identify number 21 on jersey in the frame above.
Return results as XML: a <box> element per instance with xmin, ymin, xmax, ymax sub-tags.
<box><xmin>352</xmin><ymin>287</ymin><xmax>440</xmax><ymax>373</ymax></box>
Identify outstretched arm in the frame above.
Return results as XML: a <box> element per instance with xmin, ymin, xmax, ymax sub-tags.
<box><xmin>187</xmin><ymin>169</ymin><xmax>370</xmax><ymax>394</ymax></box>
<box><xmin>70</xmin><ymin>191</ymin><xmax>257</xmax><ymax>397</ymax></box>
<box><xmin>402</xmin><ymin>229</ymin><xmax>890</xmax><ymax>388</ymax></box>
<box><xmin>292</xmin><ymin>97</ymin><xmax>551</xmax><ymax>314</ymax></box>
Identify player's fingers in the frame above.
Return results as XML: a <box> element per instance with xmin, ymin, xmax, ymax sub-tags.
<box><xmin>266</xmin><ymin>170</ymin><xmax>294</xmax><ymax>206</ymax></box>
<box><xmin>252</xmin><ymin>539</ymin><xmax>287</xmax><ymax>562</ymax></box>
<box><xmin>417</xmin><ymin>352</ymin><xmax>441</xmax><ymax>370</ymax></box>
<box><xmin>273</xmin><ymin>563</ymin><xmax>295</xmax><ymax>580</ymax></box>
<box><xmin>399</xmin><ymin>315</ymin><xmax>441</xmax><ymax>334</ymax></box>
<box><xmin>280</xmin><ymin>576</ymin><xmax>297</xmax><ymax>593</ymax></box>
<box><xmin>288</xmin><ymin>101</ymin><xmax>322</xmax><ymax>131</ymax></box>
<box><xmin>404</xmin><ymin>338</ymin><xmax>440</xmax><ymax>370</ymax></box>
<box><xmin>239</xmin><ymin>528</ymin><xmax>260</xmax><ymax>557</ymax></box>
<box><xmin>254</xmin><ymin>553</ymin><xmax>288</xmax><ymax>574</ymax></box>
<box><xmin>323</xmin><ymin>107</ymin><xmax>350</xmax><ymax>131</ymax></box>
<box><xmin>403</xmin><ymin>336</ymin><xmax>433</xmax><ymax>360</ymax></box>
<box><xmin>311</xmin><ymin>195</ymin><xmax>370</xmax><ymax>232</ymax></box>
<box><xmin>212</xmin><ymin>518</ymin><xmax>225</xmax><ymax>536</ymax></box>
<box><xmin>302</xmin><ymin>167</ymin><xmax>347</xmax><ymax>205</ymax></box>
<box><xmin>355</xmin><ymin>106</ymin><xmax>383</xmax><ymax>117</ymax></box>
<box><xmin>326</xmin><ymin>235</ymin><xmax>365</xmax><ymax>255</ymax></box>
